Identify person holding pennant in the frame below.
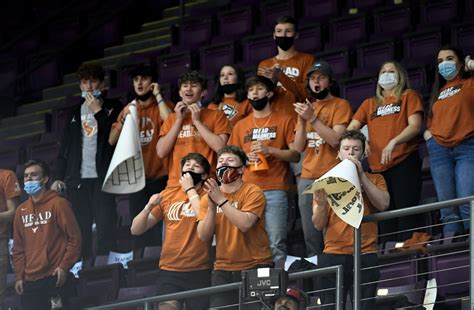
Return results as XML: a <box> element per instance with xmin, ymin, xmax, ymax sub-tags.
<box><xmin>311</xmin><ymin>130</ymin><xmax>389</xmax><ymax>310</ymax></box>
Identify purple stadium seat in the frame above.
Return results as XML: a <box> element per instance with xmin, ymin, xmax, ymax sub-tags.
<box><xmin>116</xmin><ymin>195</ymin><xmax>131</xmax><ymax>227</ymax></box>
<box><xmin>202</xmin><ymin>77</ymin><xmax>217</xmax><ymax>105</ymax></box>
<box><xmin>87</xmin><ymin>16</ymin><xmax>121</xmax><ymax>50</ymax></box>
<box><xmin>377</xmin><ymin>242</ymin><xmax>420</xmax><ymax>287</ymax></box>
<box><xmin>294</xmin><ymin>23</ymin><xmax>322</xmax><ymax>54</ymax></box>
<box><xmin>214</xmin><ymin>6</ymin><xmax>254</xmax><ymax>43</ymax></box>
<box><xmin>46</xmin><ymin>17</ymin><xmax>81</xmax><ymax>49</ymax></box>
<box><xmin>0</xmin><ymin>96</ymin><xmax>16</xmax><ymax>119</ymax></box>
<box><xmin>402</xmin><ymin>30</ymin><xmax>442</xmax><ymax>66</ymax></box>
<box><xmin>406</xmin><ymin>66</ymin><xmax>428</xmax><ymax>94</ymax></box>
<box><xmin>353</xmin><ymin>40</ymin><xmax>396</xmax><ymax>77</ymax></box>
<box><xmin>0</xmin><ymin>57</ymin><xmax>19</xmax><ymax>93</ymax></box>
<box><xmin>199</xmin><ymin>42</ymin><xmax>236</xmax><ymax>77</ymax></box>
<box><xmin>429</xmin><ymin>252</ymin><xmax>469</xmax><ymax>305</ymax></box>
<box><xmin>372</xmin><ymin>4</ymin><xmax>413</xmax><ymax>40</ymax></box>
<box><xmin>157</xmin><ymin>51</ymin><xmax>193</xmax><ymax>85</ymax></box>
<box><xmin>258</xmin><ymin>0</ymin><xmax>295</xmax><ymax>32</ymax></box>
<box><xmin>451</xmin><ymin>22</ymin><xmax>474</xmax><ymax>56</ymax></box>
<box><xmin>78</xmin><ymin>263</ymin><xmax>125</xmax><ymax>303</ymax></box>
<box><xmin>339</xmin><ymin>76</ymin><xmax>377</xmax><ymax>112</ymax></box>
<box><xmin>143</xmin><ymin>246</ymin><xmax>162</xmax><ymax>258</ymax></box>
<box><xmin>0</xmin><ymin>148</ymin><xmax>22</xmax><ymax>171</ymax></box>
<box><xmin>27</xmin><ymin>54</ymin><xmax>62</xmax><ymax>92</ymax></box>
<box><xmin>126</xmin><ymin>258</ymin><xmax>160</xmax><ymax>287</ymax></box>
<box><xmin>117</xmin><ymin>285</ymin><xmax>158</xmax><ymax>305</ymax></box>
<box><xmin>376</xmin><ymin>280</ymin><xmax>426</xmax><ymax>309</ymax></box>
<box><xmin>347</xmin><ymin>0</ymin><xmax>385</xmax><ymax>11</ymax></box>
<box><xmin>419</xmin><ymin>0</ymin><xmax>458</xmax><ymax>28</ymax></box>
<box><xmin>326</xmin><ymin>14</ymin><xmax>367</xmax><ymax>50</ymax></box>
<box><xmin>94</xmin><ymin>255</ymin><xmax>109</xmax><ymax>267</ymax></box>
<box><xmin>301</xmin><ymin>0</ymin><xmax>339</xmax><ymax>23</ymax></box>
<box><xmin>175</xmin><ymin>17</ymin><xmax>212</xmax><ymax>50</ymax></box>
<box><xmin>240</xmin><ymin>33</ymin><xmax>275</xmax><ymax>69</ymax></box>
<box><xmin>314</xmin><ymin>48</ymin><xmax>351</xmax><ymax>79</ymax></box>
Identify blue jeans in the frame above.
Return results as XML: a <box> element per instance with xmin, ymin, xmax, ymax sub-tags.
<box><xmin>263</xmin><ymin>190</ymin><xmax>288</xmax><ymax>262</ymax></box>
<box><xmin>427</xmin><ymin>136</ymin><xmax>474</xmax><ymax>234</ymax></box>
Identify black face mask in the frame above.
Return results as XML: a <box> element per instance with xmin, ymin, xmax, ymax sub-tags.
<box><xmin>277</xmin><ymin>306</ymin><xmax>290</xmax><ymax>310</ymax></box>
<box><xmin>136</xmin><ymin>90</ymin><xmax>153</xmax><ymax>102</ymax></box>
<box><xmin>221</xmin><ymin>83</ymin><xmax>238</xmax><ymax>94</ymax></box>
<box><xmin>309</xmin><ymin>87</ymin><xmax>330</xmax><ymax>100</ymax></box>
<box><xmin>182</xmin><ymin>170</ymin><xmax>204</xmax><ymax>186</ymax></box>
<box><xmin>249</xmin><ymin>97</ymin><xmax>269</xmax><ymax>111</ymax></box>
<box><xmin>275</xmin><ymin>36</ymin><xmax>295</xmax><ymax>51</ymax></box>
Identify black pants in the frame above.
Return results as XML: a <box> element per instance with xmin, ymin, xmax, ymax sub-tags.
<box><xmin>129</xmin><ymin>176</ymin><xmax>168</xmax><ymax>249</ymax></box>
<box><xmin>380</xmin><ymin>151</ymin><xmax>422</xmax><ymax>242</ymax></box>
<box><xmin>318</xmin><ymin>253</ymin><xmax>379</xmax><ymax>310</ymax></box>
<box><xmin>21</xmin><ymin>275</ymin><xmax>75</xmax><ymax>310</ymax></box>
<box><xmin>67</xmin><ymin>178</ymin><xmax>117</xmax><ymax>258</ymax></box>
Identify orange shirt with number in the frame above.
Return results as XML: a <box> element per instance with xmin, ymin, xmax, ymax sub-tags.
<box><xmin>300</xmin><ymin>97</ymin><xmax>352</xmax><ymax>179</ymax></box>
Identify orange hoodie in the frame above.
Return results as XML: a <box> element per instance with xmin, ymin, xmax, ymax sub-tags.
<box><xmin>13</xmin><ymin>190</ymin><xmax>81</xmax><ymax>282</ymax></box>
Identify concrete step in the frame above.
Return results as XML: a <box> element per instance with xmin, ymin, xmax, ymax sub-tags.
<box><xmin>141</xmin><ymin>16</ymin><xmax>181</xmax><ymax>32</ymax></box>
<box><xmin>42</xmin><ymin>82</ymin><xmax>79</xmax><ymax>100</ymax></box>
<box><xmin>162</xmin><ymin>0</ymin><xmax>208</xmax><ymax>18</ymax></box>
<box><xmin>63</xmin><ymin>72</ymin><xmax>78</xmax><ymax>84</ymax></box>
<box><xmin>0</xmin><ymin>112</ymin><xmax>47</xmax><ymax>129</ymax></box>
<box><xmin>123</xmin><ymin>27</ymin><xmax>171</xmax><ymax>44</ymax></box>
<box><xmin>17</xmin><ymin>97</ymin><xmax>66</xmax><ymax>115</ymax></box>
<box><xmin>0</xmin><ymin>120</ymin><xmax>46</xmax><ymax>140</ymax></box>
<box><xmin>104</xmin><ymin>35</ymin><xmax>172</xmax><ymax>57</ymax></box>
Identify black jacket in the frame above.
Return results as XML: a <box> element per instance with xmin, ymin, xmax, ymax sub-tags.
<box><xmin>55</xmin><ymin>97</ymin><xmax>123</xmax><ymax>187</ymax></box>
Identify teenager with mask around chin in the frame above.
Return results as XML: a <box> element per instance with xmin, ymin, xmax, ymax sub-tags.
<box><xmin>228</xmin><ymin>76</ymin><xmax>299</xmax><ymax>264</ymax></box>
<box><xmin>207</xmin><ymin>64</ymin><xmax>252</xmax><ymax>128</ymax></box>
<box><xmin>348</xmin><ymin>60</ymin><xmax>424</xmax><ymax>242</ymax></box>
<box><xmin>109</xmin><ymin>63</ymin><xmax>173</xmax><ymax>249</ymax></box>
<box><xmin>424</xmin><ymin>45</ymin><xmax>474</xmax><ymax>236</ymax></box>
<box><xmin>197</xmin><ymin>145</ymin><xmax>272</xmax><ymax>310</ymax></box>
<box><xmin>293</xmin><ymin>60</ymin><xmax>352</xmax><ymax>257</ymax></box>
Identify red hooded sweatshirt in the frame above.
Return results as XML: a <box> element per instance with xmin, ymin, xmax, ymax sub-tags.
<box><xmin>13</xmin><ymin>190</ymin><xmax>81</xmax><ymax>282</ymax></box>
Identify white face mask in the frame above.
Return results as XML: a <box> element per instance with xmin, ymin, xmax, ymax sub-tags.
<box><xmin>378</xmin><ymin>72</ymin><xmax>398</xmax><ymax>91</ymax></box>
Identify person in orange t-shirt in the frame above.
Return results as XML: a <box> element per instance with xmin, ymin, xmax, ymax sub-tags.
<box><xmin>109</xmin><ymin>64</ymin><xmax>173</xmax><ymax>249</ymax></box>
<box><xmin>258</xmin><ymin>16</ymin><xmax>315</xmax><ymax>119</ymax></box>
<box><xmin>424</xmin><ymin>46</ymin><xmax>474</xmax><ymax>235</ymax></box>
<box><xmin>293</xmin><ymin>60</ymin><xmax>352</xmax><ymax>257</ymax></box>
<box><xmin>228</xmin><ymin>76</ymin><xmax>299</xmax><ymax>263</ymax></box>
<box><xmin>312</xmin><ymin>130</ymin><xmax>389</xmax><ymax>310</ymax></box>
<box><xmin>197</xmin><ymin>145</ymin><xmax>272</xmax><ymax>310</ymax></box>
<box><xmin>0</xmin><ymin>169</ymin><xmax>20</xmax><ymax>307</ymax></box>
<box><xmin>131</xmin><ymin>153</ymin><xmax>212</xmax><ymax>310</ymax></box>
<box><xmin>207</xmin><ymin>64</ymin><xmax>252</xmax><ymax>128</ymax></box>
<box><xmin>348</xmin><ymin>60</ymin><xmax>424</xmax><ymax>242</ymax></box>
<box><xmin>157</xmin><ymin>71</ymin><xmax>231</xmax><ymax>188</ymax></box>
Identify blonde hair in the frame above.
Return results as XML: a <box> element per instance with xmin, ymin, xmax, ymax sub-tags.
<box><xmin>375</xmin><ymin>61</ymin><xmax>410</xmax><ymax>104</ymax></box>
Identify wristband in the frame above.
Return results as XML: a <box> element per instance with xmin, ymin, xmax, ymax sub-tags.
<box><xmin>217</xmin><ymin>199</ymin><xmax>228</xmax><ymax>208</ymax></box>
<box><xmin>189</xmin><ymin>194</ymin><xmax>199</xmax><ymax>201</ymax></box>
<box><xmin>185</xmin><ymin>187</ymin><xmax>195</xmax><ymax>194</ymax></box>
<box><xmin>157</xmin><ymin>98</ymin><xmax>165</xmax><ymax>105</ymax></box>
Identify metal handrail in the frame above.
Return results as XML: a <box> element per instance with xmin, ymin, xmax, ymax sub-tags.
<box><xmin>353</xmin><ymin>196</ymin><xmax>474</xmax><ymax>310</ymax></box>
<box><xmin>86</xmin><ymin>266</ymin><xmax>344</xmax><ymax>310</ymax></box>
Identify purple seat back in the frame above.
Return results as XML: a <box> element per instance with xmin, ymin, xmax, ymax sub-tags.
<box><xmin>339</xmin><ymin>76</ymin><xmax>377</xmax><ymax>112</ymax></box>
<box><xmin>199</xmin><ymin>42</ymin><xmax>235</xmax><ymax>77</ymax></box>
<box><xmin>216</xmin><ymin>6</ymin><xmax>254</xmax><ymax>40</ymax></box>
<box><xmin>402</xmin><ymin>30</ymin><xmax>442</xmax><ymax>66</ymax></box>
<box><xmin>241</xmin><ymin>33</ymin><xmax>275</xmax><ymax>68</ymax></box>
<box><xmin>429</xmin><ymin>252</ymin><xmax>469</xmax><ymax>299</ymax></box>
<box><xmin>328</xmin><ymin>14</ymin><xmax>367</xmax><ymax>49</ymax></box>
<box><xmin>259</xmin><ymin>0</ymin><xmax>295</xmax><ymax>32</ymax></box>
<box><xmin>117</xmin><ymin>285</ymin><xmax>158</xmax><ymax>302</ymax></box>
<box><xmin>315</xmin><ymin>49</ymin><xmax>351</xmax><ymax>79</ymax></box>
<box><xmin>347</xmin><ymin>0</ymin><xmax>384</xmax><ymax>10</ymax></box>
<box><xmin>451</xmin><ymin>22</ymin><xmax>474</xmax><ymax>55</ymax></box>
<box><xmin>302</xmin><ymin>0</ymin><xmax>339</xmax><ymax>22</ymax></box>
<box><xmin>419</xmin><ymin>0</ymin><xmax>458</xmax><ymax>26</ymax></box>
<box><xmin>372</xmin><ymin>5</ymin><xmax>412</xmax><ymax>39</ymax></box>
<box><xmin>157</xmin><ymin>52</ymin><xmax>193</xmax><ymax>85</ymax></box>
<box><xmin>354</xmin><ymin>40</ymin><xmax>395</xmax><ymax>77</ymax></box>
<box><xmin>177</xmin><ymin>17</ymin><xmax>212</xmax><ymax>50</ymax></box>
<box><xmin>294</xmin><ymin>23</ymin><xmax>322</xmax><ymax>54</ymax></box>
<box><xmin>406</xmin><ymin>66</ymin><xmax>428</xmax><ymax>94</ymax></box>
<box><xmin>78</xmin><ymin>264</ymin><xmax>125</xmax><ymax>301</ymax></box>
<box><xmin>0</xmin><ymin>148</ymin><xmax>22</xmax><ymax>171</ymax></box>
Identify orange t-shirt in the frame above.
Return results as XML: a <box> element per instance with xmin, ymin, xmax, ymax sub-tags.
<box><xmin>353</xmin><ymin>89</ymin><xmax>424</xmax><ymax>172</ymax></box>
<box><xmin>0</xmin><ymin>170</ymin><xmax>21</xmax><ymax>239</ymax></box>
<box><xmin>159</xmin><ymin>108</ymin><xmax>231</xmax><ymax>187</ymax></box>
<box><xmin>151</xmin><ymin>187</ymin><xmax>211</xmax><ymax>272</ymax></box>
<box><xmin>323</xmin><ymin>172</ymin><xmax>387</xmax><ymax>255</ymax></box>
<box><xmin>114</xmin><ymin>101</ymin><xmax>168</xmax><ymax>179</ymax></box>
<box><xmin>299</xmin><ymin>97</ymin><xmax>352</xmax><ymax>179</ymax></box>
<box><xmin>427</xmin><ymin>77</ymin><xmax>474</xmax><ymax>147</ymax></box>
<box><xmin>208</xmin><ymin>97</ymin><xmax>252</xmax><ymax>128</ymax></box>
<box><xmin>258</xmin><ymin>52</ymin><xmax>315</xmax><ymax>118</ymax></box>
<box><xmin>228</xmin><ymin>112</ymin><xmax>296</xmax><ymax>191</ymax></box>
<box><xmin>198</xmin><ymin>182</ymin><xmax>272</xmax><ymax>271</ymax></box>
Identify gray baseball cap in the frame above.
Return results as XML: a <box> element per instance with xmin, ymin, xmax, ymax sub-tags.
<box><xmin>306</xmin><ymin>60</ymin><xmax>334</xmax><ymax>79</ymax></box>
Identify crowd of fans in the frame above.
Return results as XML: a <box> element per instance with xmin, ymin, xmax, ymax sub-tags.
<box><xmin>1</xmin><ymin>15</ymin><xmax>473</xmax><ymax>310</ymax></box>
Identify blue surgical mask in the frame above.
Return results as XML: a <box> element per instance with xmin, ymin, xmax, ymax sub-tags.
<box><xmin>24</xmin><ymin>180</ymin><xmax>43</xmax><ymax>196</ymax></box>
<box><xmin>81</xmin><ymin>90</ymin><xmax>102</xmax><ymax>98</ymax></box>
<box><xmin>438</xmin><ymin>60</ymin><xmax>458</xmax><ymax>81</ymax></box>
<box><xmin>378</xmin><ymin>72</ymin><xmax>398</xmax><ymax>90</ymax></box>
